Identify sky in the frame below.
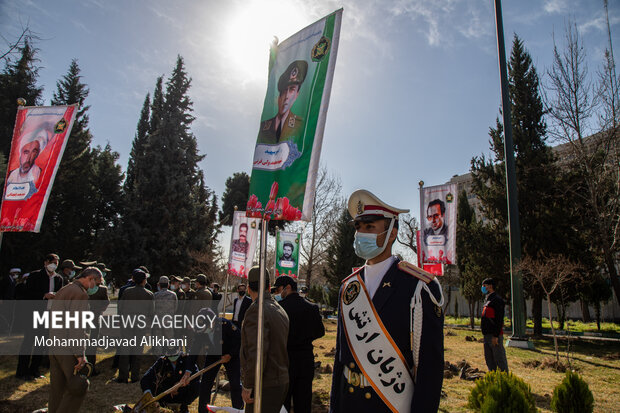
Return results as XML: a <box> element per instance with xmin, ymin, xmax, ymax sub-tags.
<box><xmin>1</xmin><ymin>0</ymin><xmax>618</xmax><ymax>233</ymax></box>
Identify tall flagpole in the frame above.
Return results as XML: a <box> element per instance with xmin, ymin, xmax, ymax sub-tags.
<box><xmin>0</xmin><ymin>98</ymin><xmax>27</xmax><ymax>253</ymax></box>
<box><xmin>493</xmin><ymin>0</ymin><xmax>531</xmax><ymax>348</ymax></box>
<box><xmin>254</xmin><ymin>216</ymin><xmax>268</xmax><ymax>413</ymax></box>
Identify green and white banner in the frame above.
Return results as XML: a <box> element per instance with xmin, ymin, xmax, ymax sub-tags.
<box><xmin>275</xmin><ymin>230</ymin><xmax>301</xmax><ymax>278</ymax></box>
<box><xmin>247</xmin><ymin>9</ymin><xmax>342</xmax><ymax>222</ymax></box>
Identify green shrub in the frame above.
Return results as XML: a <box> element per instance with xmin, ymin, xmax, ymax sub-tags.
<box><xmin>467</xmin><ymin>370</ymin><xmax>537</xmax><ymax>413</ymax></box>
<box><xmin>551</xmin><ymin>370</ymin><xmax>594</xmax><ymax>413</ymax></box>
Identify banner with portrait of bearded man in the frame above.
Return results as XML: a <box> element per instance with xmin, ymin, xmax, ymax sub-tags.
<box><xmin>1</xmin><ymin>105</ymin><xmax>78</xmax><ymax>232</ymax></box>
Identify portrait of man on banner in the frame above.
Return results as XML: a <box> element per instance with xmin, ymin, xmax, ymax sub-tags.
<box><xmin>247</xmin><ymin>10</ymin><xmax>342</xmax><ymax>222</ymax></box>
<box><xmin>5</xmin><ymin>116</ymin><xmax>62</xmax><ymax>200</ymax></box>
<box><xmin>227</xmin><ymin>211</ymin><xmax>259</xmax><ymax>278</ymax></box>
<box><xmin>275</xmin><ymin>231</ymin><xmax>301</xmax><ymax>278</ymax></box>
<box><xmin>1</xmin><ymin>105</ymin><xmax>77</xmax><ymax>233</ymax></box>
<box><xmin>420</xmin><ymin>184</ymin><xmax>457</xmax><ymax>265</ymax></box>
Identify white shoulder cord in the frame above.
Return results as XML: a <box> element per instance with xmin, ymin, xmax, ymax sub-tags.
<box><xmin>410</xmin><ymin>277</ymin><xmax>444</xmax><ymax>382</ymax></box>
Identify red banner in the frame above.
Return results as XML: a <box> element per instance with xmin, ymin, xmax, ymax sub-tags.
<box><xmin>1</xmin><ymin>105</ymin><xmax>77</xmax><ymax>232</ymax></box>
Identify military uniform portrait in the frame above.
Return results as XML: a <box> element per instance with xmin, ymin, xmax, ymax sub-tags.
<box><xmin>256</xmin><ymin>60</ymin><xmax>308</xmax><ymax>145</ymax></box>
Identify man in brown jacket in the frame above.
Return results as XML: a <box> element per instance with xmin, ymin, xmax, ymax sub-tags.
<box><xmin>48</xmin><ymin>266</ymin><xmax>100</xmax><ymax>413</ymax></box>
<box><xmin>240</xmin><ymin>267</ymin><xmax>289</xmax><ymax>413</ymax></box>
<box><xmin>86</xmin><ymin>271</ymin><xmax>109</xmax><ymax>374</ymax></box>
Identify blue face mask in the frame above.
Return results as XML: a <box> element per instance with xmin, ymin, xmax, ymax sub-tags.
<box><xmin>353</xmin><ymin>219</ymin><xmax>394</xmax><ymax>260</ymax></box>
<box><xmin>87</xmin><ymin>285</ymin><xmax>99</xmax><ymax>295</ymax></box>
<box><xmin>481</xmin><ymin>285</ymin><xmax>488</xmax><ymax>295</ymax></box>
<box><xmin>274</xmin><ymin>294</ymin><xmax>283</xmax><ymax>302</ymax></box>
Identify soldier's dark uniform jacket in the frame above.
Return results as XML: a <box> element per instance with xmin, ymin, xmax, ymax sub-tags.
<box><xmin>329</xmin><ymin>258</ymin><xmax>444</xmax><ymax>413</ymax></box>
<box><xmin>140</xmin><ymin>354</ymin><xmax>199</xmax><ymax>404</ymax></box>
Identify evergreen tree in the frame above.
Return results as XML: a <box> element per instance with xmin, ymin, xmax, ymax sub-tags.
<box><xmin>322</xmin><ymin>206</ymin><xmax>364</xmax><ymax>306</ymax></box>
<box><xmin>89</xmin><ymin>144</ymin><xmax>125</xmax><ymax>260</ymax></box>
<box><xmin>122</xmin><ymin>56</ymin><xmax>218</xmax><ymax>277</ymax></box>
<box><xmin>125</xmin><ymin>93</ymin><xmax>150</xmax><ymax>191</ymax></box>
<box><xmin>470</xmin><ymin>35</ymin><xmax>562</xmax><ymax>335</ymax></box>
<box><xmin>0</xmin><ymin>39</ymin><xmax>43</xmax><ymax>158</ymax></box>
<box><xmin>219</xmin><ymin>172</ymin><xmax>251</xmax><ymax>225</ymax></box>
<box><xmin>41</xmin><ymin>59</ymin><xmax>96</xmax><ymax>259</ymax></box>
<box><xmin>456</xmin><ymin>190</ymin><xmax>508</xmax><ymax>328</ymax></box>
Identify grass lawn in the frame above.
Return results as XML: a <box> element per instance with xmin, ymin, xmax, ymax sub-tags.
<box><xmin>445</xmin><ymin>316</ymin><xmax>620</xmax><ymax>335</ymax></box>
<box><xmin>0</xmin><ymin>321</ymin><xmax>618</xmax><ymax>412</ymax></box>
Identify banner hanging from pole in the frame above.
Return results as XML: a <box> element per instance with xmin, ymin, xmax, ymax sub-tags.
<box><xmin>227</xmin><ymin>211</ymin><xmax>260</xmax><ymax>278</ymax></box>
<box><xmin>420</xmin><ymin>183</ymin><xmax>457</xmax><ymax>266</ymax></box>
<box><xmin>247</xmin><ymin>9</ymin><xmax>342</xmax><ymax>222</ymax></box>
<box><xmin>274</xmin><ymin>230</ymin><xmax>301</xmax><ymax>278</ymax></box>
<box><xmin>1</xmin><ymin>105</ymin><xmax>78</xmax><ymax>232</ymax></box>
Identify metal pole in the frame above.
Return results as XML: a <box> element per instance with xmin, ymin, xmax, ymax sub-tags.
<box><xmin>254</xmin><ymin>217</ymin><xmax>268</xmax><ymax>412</ymax></box>
<box><xmin>493</xmin><ymin>0</ymin><xmax>531</xmax><ymax>348</ymax></box>
<box><xmin>418</xmin><ymin>181</ymin><xmax>424</xmax><ymax>267</ymax></box>
<box><xmin>221</xmin><ymin>274</ymin><xmax>230</xmax><ymax>318</ymax></box>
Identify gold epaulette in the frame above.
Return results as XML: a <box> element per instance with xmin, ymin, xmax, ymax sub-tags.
<box><xmin>398</xmin><ymin>261</ymin><xmax>435</xmax><ymax>284</ymax></box>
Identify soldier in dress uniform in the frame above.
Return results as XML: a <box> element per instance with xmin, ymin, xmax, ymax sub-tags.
<box><xmin>140</xmin><ymin>347</ymin><xmax>200</xmax><ymax>413</ymax></box>
<box><xmin>257</xmin><ymin>60</ymin><xmax>308</xmax><ymax>145</ymax></box>
<box><xmin>329</xmin><ymin>190</ymin><xmax>445</xmax><ymax>413</ymax></box>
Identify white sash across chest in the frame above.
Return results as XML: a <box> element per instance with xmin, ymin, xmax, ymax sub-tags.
<box><xmin>340</xmin><ymin>271</ymin><xmax>414</xmax><ymax>413</ymax></box>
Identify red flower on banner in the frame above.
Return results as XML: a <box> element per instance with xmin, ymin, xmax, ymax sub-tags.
<box><xmin>264</xmin><ymin>199</ymin><xmax>276</xmax><ymax>219</ymax></box>
<box><xmin>270</xmin><ymin>181</ymin><xmax>279</xmax><ymax>200</ymax></box>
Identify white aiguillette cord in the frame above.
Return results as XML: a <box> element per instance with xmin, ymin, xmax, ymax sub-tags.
<box><xmin>410</xmin><ymin>278</ymin><xmax>444</xmax><ymax>381</ymax></box>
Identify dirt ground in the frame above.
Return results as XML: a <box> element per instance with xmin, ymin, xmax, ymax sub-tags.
<box><xmin>1</xmin><ymin>320</ymin><xmax>619</xmax><ymax>412</ymax></box>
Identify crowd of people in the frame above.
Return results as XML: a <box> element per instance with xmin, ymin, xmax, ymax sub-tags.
<box><xmin>0</xmin><ymin>189</ymin><xmax>464</xmax><ymax>413</ymax></box>
<box><xmin>1</xmin><ymin>254</ymin><xmax>326</xmax><ymax>413</ymax></box>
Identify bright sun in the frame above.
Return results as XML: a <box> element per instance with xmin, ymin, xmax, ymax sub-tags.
<box><xmin>224</xmin><ymin>0</ymin><xmax>309</xmax><ymax>83</ymax></box>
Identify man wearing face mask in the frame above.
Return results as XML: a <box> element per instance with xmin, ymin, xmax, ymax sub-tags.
<box><xmin>59</xmin><ymin>259</ymin><xmax>82</xmax><ymax>284</ymax></box>
<box><xmin>232</xmin><ymin>283</ymin><xmax>252</xmax><ymax>329</ymax></box>
<box><xmin>274</xmin><ymin>275</ymin><xmax>325</xmax><ymax>413</ymax></box>
<box><xmin>48</xmin><ymin>267</ymin><xmax>100</xmax><ymax>413</ymax></box>
<box><xmin>16</xmin><ymin>253</ymin><xmax>64</xmax><ymax>380</ymax></box>
<box><xmin>481</xmin><ymin>278</ymin><xmax>508</xmax><ymax>372</ymax></box>
<box><xmin>329</xmin><ymin>190</ymin><xmax>445</xmax><ymax>413</ymax></box>
<box><xmin>86</xmin><ymin>271</ymin><xmax>109</xmax><ymax>375</ymax></box>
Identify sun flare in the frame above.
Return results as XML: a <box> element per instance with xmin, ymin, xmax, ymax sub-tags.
<box><xmin>223</xmin><ymin>0</ymin><xmax>309</xmax><ymax>83</ymax></box>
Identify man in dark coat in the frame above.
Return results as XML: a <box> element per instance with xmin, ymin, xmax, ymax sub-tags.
<box><xmin>231</xmin><ymin>283</ymin><xmax>252</xmax><ymax>329</ymax></box>
<box><xmin>481</xmin><ymin>278</ymin><xmax>508</xmax><ymax>372</ymax></box>
<box><xmin>190</xmin><ymin>309</ymin><xmax>244</xmax><ymax>412</ymax></box>
<box><xmin>329</xmin><ymin>190</ymin><xmax>444</xmax><ymax>413</ymax></box>
<box><xmin>140</xmin><ymin>348</ymin><xmax>200</xmax><ymax>413</ymax></box>
<box><xmin>116</xmin><ymin>269</ymin><xmax>154</xmax><ymax>383</ymax></box>
<box><xmin>16</xmin><ymin>253</ymin><xmax>63</xmax><ymax>380</ymax></box>
<box><xmin>274</xmin><ymin>275</ymin><xmax>325</xmax><ymax>413</ymax></box>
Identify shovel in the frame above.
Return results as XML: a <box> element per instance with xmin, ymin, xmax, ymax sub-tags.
<box><xmin>122</xmin><ymin>358</ymin><xmax>224</xmax><ymax>413</ymax></box>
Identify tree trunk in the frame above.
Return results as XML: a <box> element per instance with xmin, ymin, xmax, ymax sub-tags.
<box><xmin>468</xmin><ymin>301</ymin><xmax>475</xmax><ymax>330</ymax></box>
<box><xmin>604</xmin><ymin>249</ymin><xmax>620</xmax><ymax>306</ymax></box>
<box><xmin>595</xmin><ymin>302</ymin><xmax>602</xmax><ymax>331</ymax></box>
<box><xmin>443</xmin><ymin>287</ymin><xmax>452</xmax><ymax>315</ymax></box>
<box><xmin>532</xmin><ymin>290</ymin><xmax>543</xmax><ymax>336</ymax></box>
<box><xmin>580</xmin><ymin>298</ymin><xmax>591</xmax><ymax>323</ymax></box>
<box><xmin>547</xmin><ymin>297</ymin><xmax>560</xmax><ymax>364</ymax></box>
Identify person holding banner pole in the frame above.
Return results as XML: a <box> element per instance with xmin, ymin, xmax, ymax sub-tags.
<box><xmin>241</xmin><ymin>265</ymin><xmax>289</xmax><ymax>413</ymax></box>
<box><xmin>329</xmin><ymin>190</ymin><xmax>444</xmax><ymax>413</ymax></box>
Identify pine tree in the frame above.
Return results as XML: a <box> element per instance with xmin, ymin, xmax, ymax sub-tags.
<box><xmin>470</xmin><ymin>35</ymin><xmax>562</xmax><ymax>335</ymax></box>
<box><xmin>219</xmin><ymin>172</ymin><xmax>251</xmax><ymax>225</ymax></box>
<box><xmin>89</xmin><ymin>144</ymin><xmax>125</xmax><ymax>257</ymax></box>
<box><xmin>0</xmin><ymin>39</ymin><xmax>43</xmax><ymax>158</ymax></box>
<box><xmin>40</xmin><ymin>59</ymin><xmax>96</xmax><ymax>259</ymax></box>
<box><xmin>322</xmin><ymin>206</ymin><xmax>364</xmax><ymax>306</ymax></box>
<box><xmin>122</xmin><ymin>56</ymin><xmax>218</xmax><ymax>277</ymax></box>
<box><xmin>125</xmin><ymin>93</ymin><xmax>150</xmax><ymax>191</ymax></box>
